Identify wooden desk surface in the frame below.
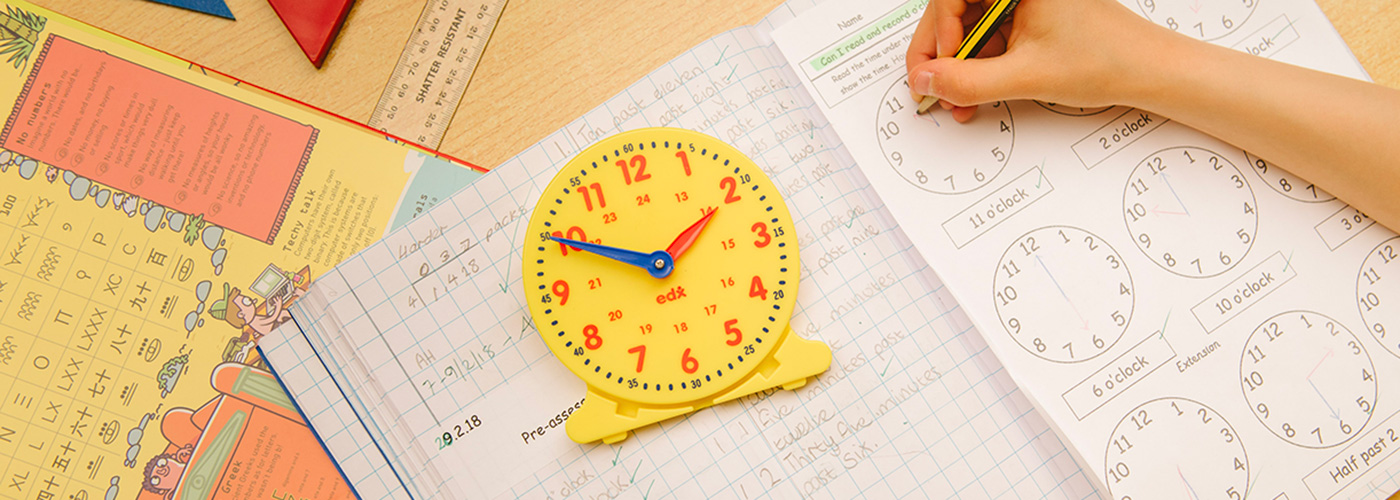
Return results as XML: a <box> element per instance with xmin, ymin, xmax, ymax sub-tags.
<box><xmin>29</xmin><ymin>0</ymin><xmax>1400</xmax><ymax>170</ymax></box>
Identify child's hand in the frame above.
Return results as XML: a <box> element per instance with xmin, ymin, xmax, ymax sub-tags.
<box><xmin>905</xmin><ymin>0</ymin><xmax>1170</xmax><ymax>122</ymax></box>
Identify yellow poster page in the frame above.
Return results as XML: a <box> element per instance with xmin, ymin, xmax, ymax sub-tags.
<box><xmin>0</xmin><ymin>2</ymin><xmax>485</xmax><ymax>499</ymax></box>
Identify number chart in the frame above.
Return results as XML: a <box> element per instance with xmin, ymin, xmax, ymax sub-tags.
<box><xmin>0</xmin><ymin>192</ymin><xmax>179</xmax><ymax>499</ymax></box>
<box><xmin>774</xmin><ymin>0</ymin><xmax>1400</xmax><ymax>496</ymax></box>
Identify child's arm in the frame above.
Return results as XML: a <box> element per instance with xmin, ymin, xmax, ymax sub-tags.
<box><xmin>906</xmin><ymin>0</ymin><xmax>1400</xmax><ymax>231</ymax></box>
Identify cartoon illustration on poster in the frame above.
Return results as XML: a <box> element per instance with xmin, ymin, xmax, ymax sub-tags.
<box><xmin>0</xmin><ymin>2</ymin><xmax>485</xmax><ymax>499</ymax></box>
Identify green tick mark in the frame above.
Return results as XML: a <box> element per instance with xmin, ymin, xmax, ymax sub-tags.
<box><xmin>1283</xmin><ymin>250</ymin><xmax>1295</xmax><ymax>272</ymax></box>
<box><xmin>498</xmin><ymin>283</ymin><xmax>508</xmax><ymax>294</ymax></box>
<box><xmin>716</xmin><ymin>46</ymin><xmax>729</xmax><ymax>65</ymax></box>
<box><xmin>612</xmin><ymin>445</ymin><xmax>622</xmax><ymax>466</ymax></box>
<box><xmin>879</xmin><ymin>358</ymin><xmax>894</xmax><ymax>377</ymax></box>
<box><xmin>727</xmin><ymin>66</ymin><xmax>738</xmax><ymax>81</ymax></box>
<box><xmin>1159</xmin><ymin>310</ymin><xmax>1171</xmax><ymax>340</ymax></box>
<box><xmin>1270</xmin><ymin>22</ymin><xmax>1294</xmax><ymax>43</ymax></box>
<box><xmin>1035</xmin><ymin>158</ymin><xmax>1047</xmax><ymax>188</ymax></box>
<box><xmin>631</xmin><ymin>462</ymin><xmax>642</xmax><ymax>481</ymax></box>
<box><xmin>643</xmin><ymin>480</ymin><xmax>656</xmax><ymax>500</ymax></box>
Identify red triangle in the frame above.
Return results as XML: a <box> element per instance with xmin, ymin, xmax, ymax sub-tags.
<box><xmin>268</xmin><ymin>0</ymin><xmax>355</xmax><ymax>68</ymax></box>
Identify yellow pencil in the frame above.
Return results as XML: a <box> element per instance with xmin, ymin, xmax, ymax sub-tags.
<box><xmin>916</xmin><ymin>0</ymin><xmax>1022</xmax><ymax>114</ymax></box>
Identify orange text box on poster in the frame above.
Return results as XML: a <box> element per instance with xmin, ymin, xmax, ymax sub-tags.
<box><xmin>0</xmin><ymin>35</ymin><xmax>317</xmax><ymax>244</ymax></box>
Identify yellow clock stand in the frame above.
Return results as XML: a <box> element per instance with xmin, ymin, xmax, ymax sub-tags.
<box><xmin>573</xmin><ymin>328</ymin><xmax>830</xmax><ymax>444</ymax></box>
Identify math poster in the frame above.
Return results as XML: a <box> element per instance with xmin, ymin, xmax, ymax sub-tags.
<box><xmin>0</xmin><ymin>2</ymin><xmax>482</xmax><ymax>499</ymax></box>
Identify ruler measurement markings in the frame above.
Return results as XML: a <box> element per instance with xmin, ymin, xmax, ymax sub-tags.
<box><xmin>370</xmin><ymin>0</ymin><xmax>507</xmax><ymax>148</ymax></box>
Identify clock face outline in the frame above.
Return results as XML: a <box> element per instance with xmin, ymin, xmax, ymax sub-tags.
<box><xmin>1240</xmin><ymin>311</ymin><xmax>1376</xmax><ymax>449</ymax></box>
<box><xmin>1122</xmin><ymin>146</ymin><xmax>1258</xmax><ymax>278</ymax></box>
<box><xmin>1244</xmin><ymin>151</ymin><xmax>1336</xmax><ymax>203</ymax></box>
<box><xmin>1034</xmin><ymin>101</ymin><xmax>1115</xmax><ymax>117</ymax></box>
<box><xmin>521</xmin><ymin>129</ymin><xmax>799</xmax><ymax>406</ymax></box>
<box><xmin>1358</xmin><ymin>237</ymin><xmax>1400</xmax><ymax>359</ymax></box>
<box><xmin>1104</xmin><ymin>397</ymin><xmax>1249</xmax><ymax>500</ymax></box>
<box><xmin>1136</xmin><ymin>0</ymin><xmax>1259</xmax><ymax>41</ymax></box>
<box><xmin>992</xmin><ymin>225</ymin><xmax>1134</xmax><ymax>363</ymax></box>
<box><xmin>875</xmin><ymin>78</ymin><xmax>1013</xmax><ymax>194</ymax></box>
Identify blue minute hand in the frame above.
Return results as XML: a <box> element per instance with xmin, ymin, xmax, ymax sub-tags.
<box><xmin>548</xmin><ymin>236</ymin><xmax>675</xmax><ymax>279</ymax></box>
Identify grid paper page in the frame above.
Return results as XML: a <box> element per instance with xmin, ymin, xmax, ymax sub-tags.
<box><xmin>262</xmin><ymin>2</ymin><xmax>1101</xmax><ymax>498</ymax></box>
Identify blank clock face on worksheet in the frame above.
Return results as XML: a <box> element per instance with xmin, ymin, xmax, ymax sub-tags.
<box><xmin>1358</xmin><ymin>237</ymin><xmax>1400</xmax><ymax>359</ymax></box>
<box><xmin>1122</xmin><ymin>146</ymin><xmax>1258</xmax><ymax>278</ymax></box>
<box><xmin>993</xmin><ymin>226</ymin><xmax>1134</xmax><ymax>363</ymax></box>
<box><xmin>1104</xmin><ymin>397</ymin><xmax>1250</xmax><ymax>500</ymax></box>
<box><xmin>1246</xmin><ymin>151</ymin><xmax>1337</xmax><ymax>203</ymax></box>
<box><xmin>876</xmin><ymin>78</ymin><xmax>1013</xmax><ymax>195</ymax></box>
<box><xmin>1240</xmin><ymin>311</ymin><xmax>1376</xmax><ymax>449</ymax></box>
<box><xmin>1136</xmin><ymin>0</ymin><xmax>1259</xmax><ymax>41</ymax></box>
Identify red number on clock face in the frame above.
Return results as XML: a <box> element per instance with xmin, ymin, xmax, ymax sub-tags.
<box><xmin>552</xmin><ymin>280</ymin><xmax>569</xmax><ymax>305</ymax></box>
<box><xmin>724</xmin><ymin>319</ymin><xmax>743</xmax><ymax>346</ymax></box>
<box><xmin>579</xmin><ymin>182</ymin><xmax>607</xmax><ymax>211</ymax></box>
<box><xmin>720</xmin><ymin>176</ymin><xmax>742</xmax><ymax>204</ymax></box>
<box><xmin>552</xmin><ymin>226</ymin><xmax>587</xmax><ymax>256</ymax></box>
<box><xmin>628</xmin><ymin>345</ymin><xmax>646</xmax><ymax>372</ymax></box>
<box><xmin>681</xmin><ymin>348</ymin><xmax>699</xmax><ymax>374</ymax></box>
<box><xmin>616</xmin><ymin>154</ymin><xmax>651</xmax><ymax>185</ymax></box>
<box><xmin>583</xmin><ymin>324</ymin><xmax>602</xmax><ymax>350</ymax></box>
<box><xmin>752</xmin><ymin>222</ymin><xmax>771</xmax><ymax>248</ymax></box>
<box><xmin>675</xmin><ymin>150</ymin><xmax>692</xmax><ymax>176</ymax></box>
<box><xmin>749</xmin><ymin>276</ymin><xmax>768</xmax><ymax>300</ymax></box>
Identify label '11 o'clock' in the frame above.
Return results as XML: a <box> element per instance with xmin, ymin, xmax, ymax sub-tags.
<box><xmin>521</xmin><ymin>128</ymin><xmax>831</xmax><ymax>444</ymax></box>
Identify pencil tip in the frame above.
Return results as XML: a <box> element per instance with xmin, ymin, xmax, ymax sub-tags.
<box><xmin>916</xmin><ymin>96</ymin><xmax>939</xmax><ymax>115</ymax></box>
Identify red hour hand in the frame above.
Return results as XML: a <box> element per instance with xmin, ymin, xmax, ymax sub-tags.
<box><xmin>665</xmin><ymin>208</ymin><xmax>717</xmax><ymax>261</ymax></box>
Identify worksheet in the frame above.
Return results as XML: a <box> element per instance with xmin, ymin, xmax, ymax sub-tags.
<box><xmin>260</xmin><ymin>1</ymin><xmax>1102</xmax><ymax>499</ymax></box>
<box><xmin>773</xmin><ymin>0</ymin><xmax>1400</xmax><ymax>498</ymax></box>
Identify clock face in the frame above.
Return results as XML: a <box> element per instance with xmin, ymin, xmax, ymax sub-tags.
<box><xmin>1240</xmin><ymin>311</ymin><xmax>1376</xmax><ymax>448</ymax></box>
<box><xmin>1105</xmin><ymin>397</ymin><xmax>1249</xmax><ymax>500</ymax></box>
<box><xmin>1122</xmin><ymin>146</ymin><xmax>1258</xmax><ymax>278</ymax></box>
<box><xmin>992</xmin><ymin>226</ymin><xmax>1134</xmax><ymax>363</ymax></box>
<box><xmin>876</xmin><ymin>78</ymin><xmax>1013</xmax><ymax>194</ymax></box>
<box><xmin>1034</xmin><ymin>101</ymin><xmax>1114</xmax><ymax>117</ymax></box>
<box><xmin>1245</xmin><ymin>151</ymin><xmax>1336</xmax><ymax>203</ymax></box>
<box><xmin>1359</xmin><ymin>237</ymin><xmax>1400</xmax><ymax>359</ymax></box>
<box><xmin>1136</xmin><ymin>0</ymin><xmax>1258</xmax><ymax>41</ymax></box>
<box><xmin>522</xmin><ymin>128</ymin><xmax>799</xmax><ymax>406</ymax></box>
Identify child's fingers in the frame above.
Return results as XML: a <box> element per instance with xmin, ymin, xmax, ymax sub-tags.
<box><xmin>908</xmin><ymin>50</ymin><xmax>1032</xmax><ymax>107</ymax></box>
<box><xmin>909</xmin><ymin>0</ymin><xmax>991</xmax><ymax>100</ymax></box>
<box><xmin>933</xmin><ymin>0</ymin><xmax>973</xmax><ymax>58</ymax></box>
<box><xmin>906</xmin><ymin>5</ymin><xmax>942</xmax><ymax>99</ymax></box>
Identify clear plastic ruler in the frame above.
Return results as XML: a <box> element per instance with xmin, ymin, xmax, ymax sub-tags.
<box><xmin>369</xmin><ymin>0</ymin><xmax>507</xmax><ymax>148</ymax></box>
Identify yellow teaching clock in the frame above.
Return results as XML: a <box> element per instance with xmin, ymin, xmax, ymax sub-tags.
<box><xmin>522</xmin><ymin>127</ymin><xmax>831</xmax><ymax>444</ymax></box>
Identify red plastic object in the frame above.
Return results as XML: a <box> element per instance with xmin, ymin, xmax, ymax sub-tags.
<box><xmin>267</xmin><ymin>0</ymin><xmax>355</xmax><ymax>68</ymax></box>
